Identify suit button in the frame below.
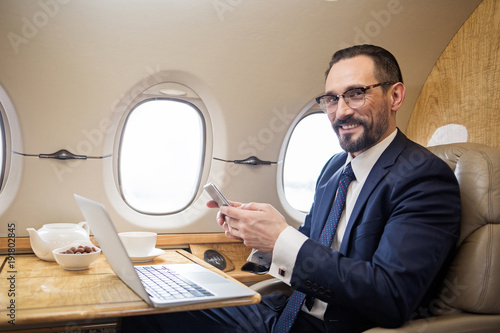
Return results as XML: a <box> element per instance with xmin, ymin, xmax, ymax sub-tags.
<box><xmin>318</xmin><ymin>286</ymin><xmax>325</xmax><ymax>294</ymax></box>
<box><xmin>305</xmin><ymin>280</ymin><xmax>312</xmax><ymax>288</ymax></box>
<box><xmin>312</xmin><ymin>283</ymin><xmax>319</xmax><ymax>291</ymax></box>
<box><xmin>325</xmin><ymin>290</ymin><xmax>332</xmax><ymax>298</ymax></box>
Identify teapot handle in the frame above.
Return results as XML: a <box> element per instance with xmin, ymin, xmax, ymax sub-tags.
<box><xmin>78</xmin><ymin>221</ymin><xmax>90</xmax><ymax>234</ymax></box>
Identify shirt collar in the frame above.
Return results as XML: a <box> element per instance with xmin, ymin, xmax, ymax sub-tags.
<box><xmin>345</xmin><ymin>129</ymin><xmax>398</xmax><ymax>183</ymax></box>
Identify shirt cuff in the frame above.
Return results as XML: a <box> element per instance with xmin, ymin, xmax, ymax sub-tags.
<box><xmin>269</xmin><ymin>226</ymin><xmax>308</xmax><ymax>285</ymax></box>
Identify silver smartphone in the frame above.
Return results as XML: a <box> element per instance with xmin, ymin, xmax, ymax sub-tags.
<box><xmin>204</xmin><ymin>183</ymin><xmax>232</xmax><ymax>207</ymax></box>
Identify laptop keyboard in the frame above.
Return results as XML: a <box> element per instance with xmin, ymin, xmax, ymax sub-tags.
<box><xmin>136</xmin><ymin>265</ymin><xmax>214</xmax><ymax>301</ymax></box>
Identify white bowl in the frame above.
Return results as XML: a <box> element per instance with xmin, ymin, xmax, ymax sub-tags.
<box><xmin>118</xmin><ymin>231</ymin><xmax>157</xmax><ymax>257</ymax></box>
<box><xmin>52</xmin><ymin>240</ymin><xmax>101</xmax><ymax>270</ymax></box>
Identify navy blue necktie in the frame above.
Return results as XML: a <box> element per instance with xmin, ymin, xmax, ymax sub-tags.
<box><xmin>274</xmin><ymin>163</ymin><xmax>355</xmax><ymax>333</ymax></box>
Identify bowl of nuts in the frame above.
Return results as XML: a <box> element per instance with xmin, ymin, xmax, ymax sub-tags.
<box><xmin>52</xmin><ymin>240</ymin><xmax>101</xmax><ymax>270</ymax></box>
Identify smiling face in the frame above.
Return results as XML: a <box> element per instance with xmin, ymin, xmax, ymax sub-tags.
<box><xmin>325</xmin><ymin>55</ymin><xmax>403</xmax><ymax>157</ymax></box>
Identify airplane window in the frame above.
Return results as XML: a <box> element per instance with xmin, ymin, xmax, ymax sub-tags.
<box><xmin>283</xmin><ymin>112</ymin><xmax>341</xmax><ymax>212</ymax></box>
<box><xmin>118</xmin><ymin>99</ymin><xmax>205</xmax><ymax>214</ymax></box>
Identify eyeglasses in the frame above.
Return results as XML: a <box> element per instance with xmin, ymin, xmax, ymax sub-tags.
<box><xmin>315</xmin><ymin>82</ymin><xmax>395</xmax><ymax>113</ymax></box>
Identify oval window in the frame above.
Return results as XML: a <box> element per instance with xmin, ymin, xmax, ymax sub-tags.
<box><xmin>283</xmin><ymin>112</ymin><xmax>342</xmax><ymax>212</ymax></box>
<box><xmin>118</xmin><ymin>99</ymin><xmax>205</xmax><ymax>214</ymax></box>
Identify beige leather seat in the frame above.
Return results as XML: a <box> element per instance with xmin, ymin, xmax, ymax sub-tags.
<box><xmin>252</xmin><ymin>142</ymin><xmax>500</xmax><ymax>332</ymax></box>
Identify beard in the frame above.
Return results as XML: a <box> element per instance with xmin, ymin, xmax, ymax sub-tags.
<box><xmin>333</xmin><ymin>107</ymin><xmax>390</xmax><ymax>154</ymax></box>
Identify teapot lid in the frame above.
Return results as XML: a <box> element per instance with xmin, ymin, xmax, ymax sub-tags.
<box><xmin>43</xmin><ymin>223</ymin><xmax>82</xmax><ymax>229</ymax></box>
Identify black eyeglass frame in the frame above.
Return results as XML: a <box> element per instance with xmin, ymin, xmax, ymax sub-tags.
<box><xmin>315</xmin><ymin>81</ymin><xmax>396</xmax><ymax>113</ymax></box>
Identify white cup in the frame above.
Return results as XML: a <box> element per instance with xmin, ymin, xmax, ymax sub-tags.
<box><xmin>118</xmin><ymin>231</ymin><xmax>157</xmax><ymax>257</ymax></box>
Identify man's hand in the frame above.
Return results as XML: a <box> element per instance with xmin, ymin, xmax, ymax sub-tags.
<box><xmin>206</xmin><ymin>200</ymin><xmax>288</xmax><ymax>253</ymax></box>
<box><xmin>206</xmin><ymin>200</ymin><xmax>244</xmax><ymax>242</ymax></box>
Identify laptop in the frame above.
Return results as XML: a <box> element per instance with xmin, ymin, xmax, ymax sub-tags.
<box><xmin>74</xmin><ymin>194</ymin><xmax>257</xmax><ymax>308</ymax></box>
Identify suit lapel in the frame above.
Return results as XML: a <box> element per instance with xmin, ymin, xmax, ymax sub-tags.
<box><xmin>312</xmin><ymin>170</ymin><xmax>342</xmax><ymax>240</ymax></box>
<box><xmin>309</xmin><ymin>154</ymin><xmax>347</xmax><ymax>241</ymax></box>
<box><xmin>338</xmin><ymin>131</ymin><xmax>408</xmax><ymax>255</ymax></box>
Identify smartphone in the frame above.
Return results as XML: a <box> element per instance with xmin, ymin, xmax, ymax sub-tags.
<box><xmin>204</xmin><ymin>183</ymin><xmax>232</xmax><ymax>207</ymax></box>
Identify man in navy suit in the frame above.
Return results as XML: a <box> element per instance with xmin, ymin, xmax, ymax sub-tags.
<box><xmin>122</xmin><ymin>45</ymin><xmax>461</xmax><ymax>332</ymax></box>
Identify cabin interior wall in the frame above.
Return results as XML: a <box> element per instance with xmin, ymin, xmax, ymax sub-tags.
<box><xmin>406</xmin><ymin>0</ymin><xmax>500</xmax><ymax>148</ymax></box>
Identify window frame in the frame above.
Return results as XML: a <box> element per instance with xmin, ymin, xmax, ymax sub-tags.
<box><xmin>0</xmin><ymin>84</ymin><xmax>23</xmax><ymax>217</ymax></box>
<box><xmin>117</xmin><ymin>96</ymin><xmax>207</xmax><ymax>215</ymax></box>
<box><xmin>0</xmin><ymin>108</ymin><xmax>6</xmax><ymax>191</ymax></box>
<box><xmin>277</xmin><ymin>100</ymin><xmax>341</xmax><ymax>221</ymax></box>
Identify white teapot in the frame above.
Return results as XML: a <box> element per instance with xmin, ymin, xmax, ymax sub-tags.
<box><xmin>26</xmin><ymin>222</ymin><xmax>91</xmax><ymax>261</ymax></box>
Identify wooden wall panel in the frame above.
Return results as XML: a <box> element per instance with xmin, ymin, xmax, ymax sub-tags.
<box><xmin>406</xmin><ymin>0</ymin><xmax>500</xmax><ymax>147</ymax></box>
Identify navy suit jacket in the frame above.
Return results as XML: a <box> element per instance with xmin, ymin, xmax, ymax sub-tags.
<box><xmin>284</xmin><ymin>131</ymin><xmax>461</xmax><ymax>332</ymax></box>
